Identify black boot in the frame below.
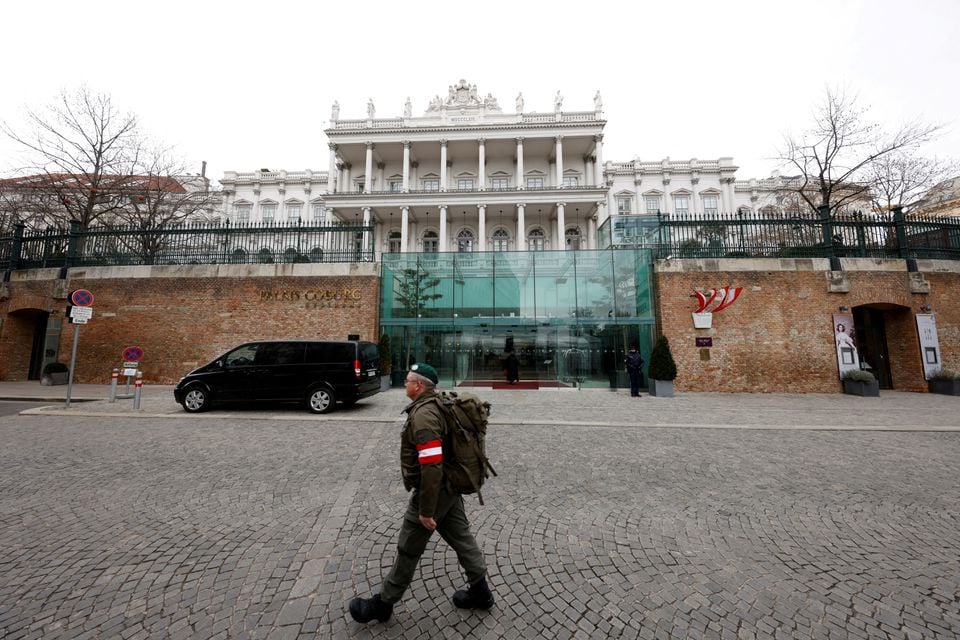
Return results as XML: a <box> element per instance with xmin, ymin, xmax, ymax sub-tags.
<box><xmin>452</xmin><ymin>577</ymin><xmax>494</xmax><ymax>610</ymax></box>
<box><xmin>348</xmin><ymin>593</ymin><xmax>393</xmax><ymax>623</ymax></box>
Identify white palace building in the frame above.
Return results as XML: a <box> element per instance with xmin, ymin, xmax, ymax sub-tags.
<box><xmin>220</xmin><ymin>79</ymin><xmax>787</xmax><ymax>259</ymax></box>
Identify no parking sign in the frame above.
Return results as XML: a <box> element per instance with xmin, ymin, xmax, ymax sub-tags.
<box><xmin>122</xmin><ymin>346</ymin><xmax>144</xmax><ymax>362</ymax></box>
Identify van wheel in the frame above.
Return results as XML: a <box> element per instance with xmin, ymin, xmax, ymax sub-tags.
<box><xmin>182</xmin><ymin>385</ymin><xmax>211</xmax><ymax>413</ymax></box>
<box><xmin>307</xmin><ymin>387</ymin><xmax>336</xmax><ymax>414</ymax></box>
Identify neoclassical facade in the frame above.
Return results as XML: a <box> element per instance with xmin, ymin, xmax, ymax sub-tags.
<box><xmin>220</xmin><ymin>80</ymin><xmax>794</xmax><ymax>260</ymax></box>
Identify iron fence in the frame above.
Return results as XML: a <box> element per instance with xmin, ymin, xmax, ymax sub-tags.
<box><xmin>0</xmin><ymin>221</ymin><xmax>375</xmax><ymax>271</ymax></box>
<box><xmin>599</xmin><ymin>209</ymin><xmax>960</xmax><ymax>261</ymax></box>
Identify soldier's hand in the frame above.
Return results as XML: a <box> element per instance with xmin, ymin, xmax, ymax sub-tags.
<box><xmin>419</xmin><ymin>515</ymin><xmax>437</xmax><ymax>531</ymax></box>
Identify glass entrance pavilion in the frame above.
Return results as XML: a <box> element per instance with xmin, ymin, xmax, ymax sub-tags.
<box><xmin>380</xmin><ymin>249</ymin><xmax>655</xmax><ymax>388</ymax></box>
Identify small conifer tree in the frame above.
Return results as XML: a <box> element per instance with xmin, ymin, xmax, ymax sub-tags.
<box><xmin>378</xmin><ymin>332</ymin><xmax>393</xmax><ymax>375</ymax></box>
<box><xmin>648</xmin><ymin>335</ymin><xmax>677</xmax><ymax>381</ymax></box>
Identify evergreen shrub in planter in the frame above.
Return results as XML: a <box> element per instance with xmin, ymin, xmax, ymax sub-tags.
<box><xmin>842</xmin><ymin>369</ymin><xmax>879</xmax><ymax>397</ymax></box>
<box><xmin>928</xmin><ymin>368</ymin><xmax>960</xmax><ymax>396</ymax></box>
<box><xmin>41</xmin><ymin>361</ymin><xmax>69</xmax><ymax>386</ymax></box>
<box><xmin>647</xmin><ymin>335</ymin><xmax>677</xmax><ymax>397</ymax></box>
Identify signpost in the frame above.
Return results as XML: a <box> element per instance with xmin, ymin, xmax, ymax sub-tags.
<box><xmin>65</xmin><ymin>289</ymin><xmax>94</xmax><ymax>408</ymax></box>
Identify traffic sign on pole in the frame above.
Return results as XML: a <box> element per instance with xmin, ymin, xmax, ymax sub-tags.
<box><xmin>70</xmin><ymin>289</ymin><xmax>94</xmax><ymax>307</ymax></box>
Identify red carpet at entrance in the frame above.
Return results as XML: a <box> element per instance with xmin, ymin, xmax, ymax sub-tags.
<box><xmin>457</xmin><ymin>380</ymin><xmax>571</xmax><ymax>389</ymax></box>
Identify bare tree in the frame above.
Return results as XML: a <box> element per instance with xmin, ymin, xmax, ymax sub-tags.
<box><xmin>865</xmin><ymin>151</ymin><xmax>957</xmax><ymax>213</ymax></box>
<box><xmin>2</xmin><ymin>86</ymin><xmax>142</xmax><ymax>228</ymax></box>
<box><xmin>777</xmin><ymin>87</ymin><xmax>943</xmax><ymax>216</ymax></box>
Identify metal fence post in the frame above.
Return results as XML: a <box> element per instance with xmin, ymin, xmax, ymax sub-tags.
<box><xmin>892</xmin><ymin>206</ymin><xmax>917</xmax><ymax>272</ymax></box>
<box><xmin>819</xmin><ymin>204</ymin><xmax>841</xmax><ymax>270</ymax></box>
<box><xmin>9</xmin><ymin>223</ymin><xmax>25</xmax><ymax>272</ymax></box>
<box><xmin>66</xmin><ymin>219</ymin><xmax>81</xmax><ymax>268</ymax></box>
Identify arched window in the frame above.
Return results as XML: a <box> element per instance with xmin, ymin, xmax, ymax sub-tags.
<box><xmin>491</xmin><ymin>228</ymin><xmax>510</xmax><ymax>252</ymax></box>
<box><xmin>388</xmin><ymin>231</ymin><xmax>401</xmax><ymax>254</ymax></box>
<box><xmin>258</xmin><ymin>247</ymin><xmax>274</xmax><ymax>264</ymax></box>
<box><xmin>565</xmin><ymin>227</ymin><xmax>582</xmax><ymax>250</ymax></box>
<box><xmin>527</xmin><ymin>228</ymin><xmax>546</xmax><ymax>252</ymax></box>
<box><xmin>457</xmin><ymin>228</ymin><xmax>474</xmax><ymax>253</ymax></box>
<box><xmin>423</xmin><ymin>230</ymin><xmax>439</xmax><ymax>253</ymax></box>
<box><xmin>231</xmin><ymin>248</ymin><xmax>247</xmax><ymax>263</ymax></box>
<box><xmin>309</xmin><ymin>247</ymin><xmax>323</xmax><ymax>262</ymax></box>
<box><xmin>283</xmin><ymin>247</ymin><xmax>298</xmax><ymax>263</ymax></box>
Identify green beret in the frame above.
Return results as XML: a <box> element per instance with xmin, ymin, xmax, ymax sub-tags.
<box><xmin>409</xmin><ymin>362</ymin><xmax>438</xmax><ymax>384</ymax></box>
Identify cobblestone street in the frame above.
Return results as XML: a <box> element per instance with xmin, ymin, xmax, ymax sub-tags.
<box><xmin>1</xmin><ymin>400</ymin><xmax>958</xmax><ymax>639</ymax></box>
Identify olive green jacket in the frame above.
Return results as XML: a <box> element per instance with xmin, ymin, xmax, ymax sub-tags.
<box><xmin>400</xmin><ymin>389</ymin><xmax>446</xmax><ymax>518</ymax></box>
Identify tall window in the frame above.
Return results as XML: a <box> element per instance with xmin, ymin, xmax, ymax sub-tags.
<box><xmin>261</xmin><ymin>204</ymin><xmax>276</xmax><ymax>224</ymax></box>
<box><xmin>311</xmin><ymin>204</ymin><xmax>326</xmax><ymax>224</ymax></box>
<box><xmin>388</xmin><ymin>231</ymin><xmax>401</xmax><ymax>253</ymax></box>
<box><xmin>389</xmin><ymin>180</ymin><xmax>402</xmax><ymax>192</ymax></box>
<box><xmin>235</xmin><ymin>204</ymin><xmax>251</xmax><ymax>223</ymax></box>
<box><xmin>703</xmin><ymin>195</ymin><xmax>719</xmax><ymax>215</ymax></box>
<box><xmin>526</xmin><ymin>176</ymin><xmax>544</xmax><ymax>189</ymax></box>
<box><xmin>422</xmin><ymin>178</ymin><xmax>440</xmax><ymax>191</ymax></box>
<box><xmin>422</xmin><ymin>231</ymin><xmax>439</xmax><ymax>252</ymax></box>
<box><xmin>457</xmin><ymin>229</ymin><xmax>474</xmax><ymax>253</ymax></box>
<box><xmin>673</xmin><ymin>195</ymin><xmax>689</xmax><ymax>216</ymax></box>
<box><xmin>490</xmin><ymin>177</ymin><xmax>509</xmax><ymax>190</ymax></box>
<box><xmin>491</xmin><ymin>228</ymin><xmax>509</xmax><ymax>251</ymax></box>
<box><xmin>562</xmin><ymin>176</ymin><xmax>579</xmax><ymax>188</ymax></box>
<box><xmin>527</xmin><ymin>228</ymin><xmax>546</xmax><ymax>251</ymax></box>
<box><xmin>565</xmin><ymin>227</ymin><xmax>582</xmax><ymax>250</ymax></box>
<box><xmin>644</xmin><ymin>196</ymin><xmax>660</xmax><ymax>215</ymax></box>
<box><xmin>617</xmin><ymin>197</ymin><xmax>632</xmax><ymax>215</ymax></box>
<box><xmin>287</xmin><ymin>204</ymin><xmax>302</xmax><ymax>223</ymax></box>
<box><xmin>456</xmin><ymin>178</ymin><xmax>474</xmax><ymax>190</ymax></box>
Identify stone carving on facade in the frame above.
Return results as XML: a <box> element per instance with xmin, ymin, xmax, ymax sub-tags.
<box><xmin>554</xmin><ymin>90</ymin><xmax>563</xmax><ymax>112</ymax></box>
<box><xmin>331</xmin><ymin>100</ymin><xmax>340</xmax><ymax>121</ymax></box>
<box><xmin>366</xmin><ymin>98</ymin><xmax>375</xmax><ymax>119</ymax></box>
<box><xmin>516</xmin><ymin>92</ymin><xmax>524</xmax><ymax>113</ymax></box>
<box><xmin>594</xmin><ymin>91</ymin><xmax>602</xmax><ymax>112</ymax></box>
<box><xmin>426</xmin><ymin>79</ymin><xmax>502</xmax><ymax>113</ymax></box>
<box><xmin>404</xmin><ymin>97</ymin><xmax>412</xmax><ymax>117</ymax></box>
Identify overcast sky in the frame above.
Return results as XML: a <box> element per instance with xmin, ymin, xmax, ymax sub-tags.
<box><xmin>2</xmin><ymin>0</ymin><xmax>957</xmax><ymax>185</ymax></box>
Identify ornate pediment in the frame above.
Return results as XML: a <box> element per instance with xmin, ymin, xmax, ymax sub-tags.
<box><xmin>426</xmin><ymin>79</ymin><xmax>502</xmax><ymax>113</ymax></box>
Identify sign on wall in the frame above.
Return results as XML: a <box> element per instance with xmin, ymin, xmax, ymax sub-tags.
<box><xmin>832</xmin><ymin>313</ymin><xmax>860</xmax><ymax>379</ymax></box>
<box><xmin>915</xmin><ymin>314</ymin><xmax>941</xmax><ymax>380</ymax></box>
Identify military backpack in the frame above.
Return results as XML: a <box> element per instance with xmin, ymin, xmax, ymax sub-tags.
<box><xmin>430</xmin><ymin>390</ymin><xmax>497</xmax><ymax>505</ymax></box>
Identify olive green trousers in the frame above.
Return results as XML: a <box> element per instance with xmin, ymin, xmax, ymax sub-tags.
<box><xmin>380</xmin><ymin>488</ymin><xmax>486</xmax><ymax>604</ymax></box>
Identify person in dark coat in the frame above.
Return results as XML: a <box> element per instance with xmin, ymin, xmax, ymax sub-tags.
<box><xmin>503</xmin><ymin>350</ymin><xmax>519</xmax><ymax>384</ymax></box>
<box><xmin>624</xmin><ymin>345</ymin><xmax>644</xmax><ymax>397</ymax></box>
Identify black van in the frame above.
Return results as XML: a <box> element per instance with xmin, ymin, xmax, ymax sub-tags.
<box><xmin>174</xmin><ymin>340</ymin><xmax>380</xmax><ymax>414</ymax></box>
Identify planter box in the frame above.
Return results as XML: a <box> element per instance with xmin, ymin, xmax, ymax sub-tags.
<box><xmin>380</xmin><ymin>375</ymin><xmax>392</xmax><ymax>391</ymax></box>
<box><xmin>929</xmin><ymin>379</ymin><xmax>960</xmax><ymax>396</ymax></box>
<box><xmin>41</xmin><ymin>372</ymin><xmax>69</xmax><ymax>386</ymax></box>
<box><xmin>648</xmin><ymin>378</ymin><xmax>674</xmax><ymax>397</ymax></box>
<box><xmin>843</xmin><ymin>379</ymin><xmax>879</xmax><ymax>397</ymax></box>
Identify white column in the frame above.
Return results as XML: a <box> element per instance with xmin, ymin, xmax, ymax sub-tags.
<box><xmin>594</xmin><ymin>135</ymin><xmax>604</xmax><ymax>186</ymax></box>
<box><xmin>478</xmin><ymin>204</ymin><xmax>486</xmax><ymax>251</ymax></box>
<box><xmin>587</xmin><ymin>215</ymin><xmax>597</xmax><ymax>249</ymax></box>
<box><xmin>400</xmin><ymin>206</ymin><xmax>409</xmax><ymax>253</ymax></box>
<box><xmin>516</xmin><ymin>203</ymin><xmax>525</xmax><ymax>251</ymax></box>
<box><xmin>555</xmin><ymin>136</ymin><xmax>564</xmax><ymax>187</ymax></box>
<box><xmin>478</xmin><ymin>138</ymin><xmax>486</xmax><ymax>190</ymax></box>
<box><xmin>440</xmin><ymin>139</ymin><xmax>448</xmax><ymax>191</ymax></box>
<box><xmin>343</xmin><ymin>164</ymin><xmax>352</xmax><ymax>191</ymax></box>
<box><xmin>402</xmin><ymin>141</ymin><xmax>410</xmax><ymax>192</ymax></box>
<box><xmin>515</xmin><ymin>137</ymin><xmax>524</xmax><ymax>189</ymax></box>
<box><xmin>556</xmin><ymin>202</ymin><xmax>566</xmax><ymax>249</ymax></box>
<box><xmin>362</xmin><ymin>206</ymin><xmax>372</xmax><ymax>254</ymax></box>
<box><xmin>440</xmin><ymin>205</ymin><xmax>448</xmax><ymax>252</ymax></box>
<box><xmin>364</xmin><ymin>142</ymin><xmax>374</xmax><ymax>193</ymax></box>
<box><xmin>377</xmin><ymin>162</ymin><xmax>385</xmax><ymax>191</ymax></box>
<box><xmin>327</xmin><ymin>144</ymin><xmax>338</xmax><ymax>194</ymax></box>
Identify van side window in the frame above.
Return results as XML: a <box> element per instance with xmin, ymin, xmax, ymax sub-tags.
<box><xmin>255</xmin><ymin>343</ymin><xmax>305</xmax><ymax>366</ymax></box>
<box><xmin>359</xmin><ymin>343</ymin><xmax>379</xmax><ymax>368</ymax></box>
<box><xmin>225</xmin><ymin>344</ymin><xmax>258</xmax><ymax>366</ymax></box>
<box><xmin>305</xmin><ymin>342</ymin><xmax>353</xmax><ymax>363</ymax></box>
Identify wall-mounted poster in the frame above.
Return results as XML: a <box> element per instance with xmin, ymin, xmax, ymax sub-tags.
<box><xmin>915</xmin><ymin>314</ymin><xmax>941</xmax><ymax>380</ymax></box>
<box><xmin>833</xmin><ymin>313</ymin><xmax>860</xmax><ymax>379</ymax></box>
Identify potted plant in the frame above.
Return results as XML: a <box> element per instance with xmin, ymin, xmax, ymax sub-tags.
<box><xmin>928</xmin><ymin>368</ymin><xmax>960</xmax><ymax>396</ymax></box>
<box><xmin>647</xmin><ymin>335</ymin><xmax>677</xmax><ymax>397</ymax></box>
<box><xmin>41</xmin><ymin>361</ymin><xmax>69</xmax><ymax>386</ymax></box>
<box><xmin>842</xmin><ymin>369</ymin><xmax>879</xmax><ymax>396</ymax></box>
<box><xmin>378</xmin><ymin>332</ymin><xmax>394</xmax><ymax>390</ymax></box>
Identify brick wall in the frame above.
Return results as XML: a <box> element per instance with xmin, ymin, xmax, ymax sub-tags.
<box><xmin>0</xmin><ymin>264</ymin><xmax>380</xmax><ymax>384</ymax></box>
<box><xmin>653</xmin><ymin>258</ymin><xmax>960</xmax><ymax>393</ymax></box>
